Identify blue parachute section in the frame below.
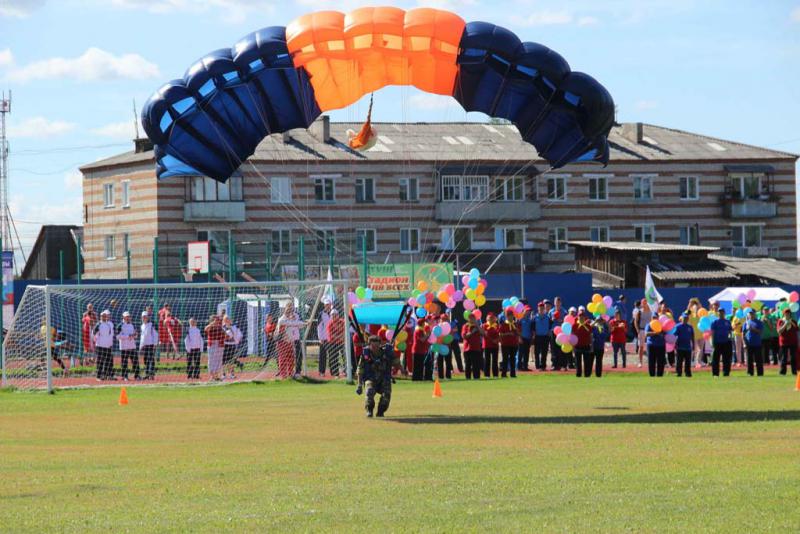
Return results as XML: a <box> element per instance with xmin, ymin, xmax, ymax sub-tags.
<box><xmin>141</xmin><ymin>26</ymin><xmax>321</xmax><ymax>182</ymax></box>
<box><xmin>454</xmin><ymin>21</ymin><xmax>614</xmax><ymax>168</ymax></box>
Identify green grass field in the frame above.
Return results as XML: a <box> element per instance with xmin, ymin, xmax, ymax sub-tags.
<box><xmin>2</xmin><ymin>373</ymin><xmax>800</xmax><ymax>533</ymax></box>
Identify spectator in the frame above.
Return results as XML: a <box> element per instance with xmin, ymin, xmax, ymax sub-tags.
<box><xmin>325</xmin><ymin>309</ymin><xmax>345</xmax><ymax>377</ymax></box>
<box><xmin>461</xmin><ymin>313</ymin><xmax>484</xmax><ymax>380</ymax></box>
<box><xmin>317</xmin><ymin>299</ymin><xmax>333</xmax><ymax>377</ymax></box>
<box><xmin>777</xmin><ymin>308</ymin><xmax>798</xmax><ymax>376</ymax></box>
<box><xmin>412</xmin><ymin>317</ymin><xmax>432</xmax><ymax>381</ymax></box>
<box><xmin>685</xmin><ymin>299</ymin><xmax>704</xmax><ymax>368</ymax></box>
<box><xmin>93</xmin><ymin>309</ymin><xmax>115</xmax><ymax>381</ymax></box>
<box><xmin>517</xmin><ymin>307</ymin><xmax>532</xmax><ymax>372</ymax></box>
<box><xmin>40</xmin><ymin>318</ymin><xmax>68</xmax><ymax>376</ymax></box>
<box><xmin>160</xmin><ymin>308</ymin><xmax>182</xmax><ymax>358</ymax></box>
<box><xmin>608</xmin><ymin>309</ymin><xmax>628</xmax><ymax>368</ymax></box>
<box><xmin>204</xmin><ymin>315</ymin><xmax>225</xmax><ymax>381</ymax></box>
<box><xmin>448</xmin><ymin>313</ymin><xmax>464</xmax><ymax>374</ymax></box>
<box><xmin>645</xmin><ymin>316</ymin><xmax>667</xmax><ymax>377</ymax></box>
<box><xmin>760</xmin><ymin>307</ymin><xmax>779</xmax><ymax>365</ymax></box>
<box><xmin>631</xmin><ymin>299</ymin><xmax>641</xmax><ymax>355</ymax></box>
<box><xmin>222</xmin><ymin>316</ymin><xmax>243</xmax><ymax>380</ymax></box>
<box><xmin>710</xmin><ymin>309</ymin><xmax>733</xmax><ymax>377</ymax></box>
<box><xmin>743</xmin><ymin>309</ymin><xmax>764</xmax><ymax>377</ymax></box>
<box><xmin>184</xmin><ymin>317</ymin><xmax>203</xmax><ymax>380</ymax></box>
<box><xmin>117</xmin><ymin>311</ymin><xmax>140</xmax><ymax>381</ymax></box>
<box><xmin>140</xmin><ymin>311</ymin><xmax>159</xmax><ymax>380</ymax></box>
<box><xmin>674</xmin><ymin>313</ymin><xmax>694</xmax><ymax>377</ymax></box>
<box><xmin>548</xmin><ymin>298</ymin><xmax>565</xmax><ymax>370</ymax></box>
<box><xmin>498</xmin><ymin>313</ymin><xmax>519</xmax><ymax>378</ymax></box>
<box><xmin>633</xmin><ymin>298</ymin><xmax>652</xmax><ymax>368</ymax></box>
<box><xmin>482</xmin><ymin>313</ymin><xmax>500</xmax><ymax>378</ymax></box>
<box><xmin>81</xmin><ymin>303</ymin><xmax>97</xmax><ymax>366</ymax></box>
<box><xmin>532</xmin><ymin>302</ymin><xmax>551</xmax><ymax>371</ymax></box>
<box><xmin>573</xmin><ymin>310</ymin><xmax>593</xmax><ymax>378</ymax></box>
<box><xmin>276</xmin><ymin>302</ymin><xmax>305</xmax><ymax>379</ymax></box>
<box><xmin>731</xmin><ymin>311</ymin><xmax>745</xmax><ymax>367</ymax></box>
<box><xmin>590</xmin><ymin>314</ymin><xmax>608</xmax><ymax>377</ymax></box>
<box><xmin>614</xmin><ymin>294</ymin><xmax>628</xmax><ymax>323</ymax></box>
<box><xmin>436</xmin><ymin>314</ymin><xmax>455</xmax><ymax>380</ymax></box>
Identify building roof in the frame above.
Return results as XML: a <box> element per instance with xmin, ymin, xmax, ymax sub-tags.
<box><xmin>711</xmin><ymin>255</ymin><xmax>800</xmax><ymax>286</ymax></box>
<box><xmin>21</xmin><ymin>225</ymin><xmax>82</xmax><ymax>280</ymax></box>
<box><xmin>569</xmin><ymin>241</ymin><xmax>720</xmax><ymax>253</ymax></box>
<box><xmin>650</xmin><ymin>270</ymin><xmax>738</xmax><ymax>282</ymax></box>
<box><xmin>80</xmin><ymin>121</ymin><xmax>798</xmax><ymax>173</ymax></box>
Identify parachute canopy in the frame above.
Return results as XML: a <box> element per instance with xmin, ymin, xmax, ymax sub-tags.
<box><xmin>142</xmin><ymin>6</ymin><xmax>615</xmax><ymax>183</ymax></box>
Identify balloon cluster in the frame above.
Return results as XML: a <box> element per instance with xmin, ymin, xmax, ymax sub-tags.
<box><xmin>587</xmin><ymin>293</ymin><xmax>614</xmax><ymax>320</ymax></box>
<box><xmin>408</xmin><ymin>280</ymin><xmax>442</xmax><ymax>318</ymax></box>
<box><xmin>347</xmin><ymin>286</ymin><xmax>374</xmax><ymax>305</ymax></box>
<box><xmin>780</xmin><ymin>291</ymin><xmax>800</xmax><ymax>314</ymax></box>
<box><xmin>428</xmin><ymin>321</ymin><xmax>454</xmax><ymax>355</ymax></box>
<box><xmin>461</xmin><ymin>268</ymin><xmax>488</xmax><ymax>320</ymax></box>
<box><xmin>502</xmin><ymin>296</ymin><xmax>530</xmax><ymax>320</ymax></box>
<box><xmin>647</xmin><ymin>315</ymin><xmax>677</xmax><ymax>351</ymax></box>
<box><xmin>394</xmin><ymin>329</ymin><xmax>409</xmax><ymax>352</ymax></box>
<box><xmin>553</xmin><ymin>314</ymin><xmax>579</xmax><ymax>353</ymax></box>
<box><xmin>731</xmin><ymin>289</ymin><xmax>767</xmax><ymax>318</ymax></box>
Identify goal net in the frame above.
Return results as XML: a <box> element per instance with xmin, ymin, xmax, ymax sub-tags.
<box><xmin>2</xmin><ymin>280</ymin><xmax>353</xmax><ymax>391</ymax></box>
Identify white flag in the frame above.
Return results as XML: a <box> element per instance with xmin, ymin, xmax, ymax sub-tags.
<box><xmin>644</xmin><ymin>266</ymin><xmax>663</xmax><ymax>315</ymax></box>
<box><xmin>323</xmin><ymin>267</ymin><xmax>335</xmax><ymax>304</ymax></box>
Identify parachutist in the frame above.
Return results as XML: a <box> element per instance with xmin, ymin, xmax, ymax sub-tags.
<box><xmin>357</xmin><ymin>335</ymin><xmax>403</xmax><ymax>418</ymax></box>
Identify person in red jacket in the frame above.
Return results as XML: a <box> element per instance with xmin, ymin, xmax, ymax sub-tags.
<box><xmin>412</xmin><ymin>318</ymin><xmax>432</xmax><ymax>381</ymax></box>
<box><xmin>777</xmin><ymin>308</ymin><xmax>798</xmax><ymax>375</ymax></box>
<box><xmin>573</xmin><ymin>310</ymin><xmax>594</xmax><ymax>378</ymax></box>
<box><xmin>608</xmin><ymin>309</ymin><xmax>629</xmax><ymax>368</ymax></box>
<box><xmin>483</xmin><ymin>313</ymin><xmax>500</xmax><ymax>378</ymax></box>
<box><xmin>462</xmin><ymin>313</ymin><xmax>484</xmax><ymax>379</ymax></box>
<box><xmin>498</xmin><ymin>312</ymin><xmax>520</xmax><ymax>378</ymax></box>
<box><xmin>325</xmin><ymin>310</ymin><xmax>345</xmax><ymax>376</ymax></box>
<box><xmin>403</xmin><ymin>323</ymin><xmax>414</xmax><ymax>374</ymax></box>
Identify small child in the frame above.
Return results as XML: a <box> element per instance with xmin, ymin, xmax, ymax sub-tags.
<box><xmin>184</xmin><ymin>318</ymin><xmax>203</xmax><ymax>379</ymax></box>
<box><xmin>699</xmin><ymin>337</ymin><xmax>713</xmax><ymax>368</ymax></box>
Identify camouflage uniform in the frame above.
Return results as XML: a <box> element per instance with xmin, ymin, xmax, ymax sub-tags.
<box><xmin>357</xmin><ymin>343</ymin><xmax>401</xmax><ymax>417</ymax></box>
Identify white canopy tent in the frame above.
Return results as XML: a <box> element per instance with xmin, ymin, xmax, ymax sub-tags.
<box><xmin>708</xmin><ymin>287</ymin><xmax>790</xmax><ymax>313</ymax></box>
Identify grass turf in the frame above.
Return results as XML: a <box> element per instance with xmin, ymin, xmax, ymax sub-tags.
<box><xmin>1</xmin><ymin>372</ymin><xmax>800</xmax><ymax>533</ymax></box>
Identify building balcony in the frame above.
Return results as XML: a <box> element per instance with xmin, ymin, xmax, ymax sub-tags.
<box><xmin>184</xmin><ymin>201</ymin><xmax>246</xmax><ymax>222</ymax></box>
<box><xmin>434</xmin><ymin>201</ymin><xmax>541</xmax><ymax>222</ymax></box>
<box><xmin>721</xmin><ymin>196</ymin><xmax>778</xmax><ymax>219</ymax></box>
<box><xmin>721</xmin><ymin>246</ymin><xmax>780</xmax><ymax>258</ymax></box>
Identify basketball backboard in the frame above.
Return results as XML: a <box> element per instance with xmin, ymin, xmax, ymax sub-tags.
<box><xmin>187</xmin><ymin>241</ymin><xmax>210</xmax><ymax>274</ymax></box>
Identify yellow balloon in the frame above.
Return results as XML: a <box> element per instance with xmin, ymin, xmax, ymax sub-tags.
<box><xmin>397</xmin><ymin>330</ymin><xmax>408</xmax><ymax>342</ymax></box>
<box><xmin>417</xmin><ymin>280</ymin><xmax>428</xmax><ymax>292</ymax></box>
<box><xmin>465</xmin><ymin>288</ymin><xmax>476</xmax><ymax>300</ymax></box>
<box><xmin>561</xmin><ymin>344</ymin><xmax>573</xmax><ymax>353</ymax></box>
<box><xmin>475</xmin><ymin>295</ymin><xmax>486</xmax><ymax>307</ymax></box>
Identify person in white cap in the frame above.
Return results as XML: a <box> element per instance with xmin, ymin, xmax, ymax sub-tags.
<box><xmin>140</xmin><ymin>311</ymin><xmax>158</xmax><ymax>380</ymax></box>
<box><xmin>117</xmin><ymin>311</ymin><xmax>140</xmax><ymax>380</ymax></box>
<box><xmin>93</xmin><ymin>310</ymin><xmax>115</xmax><ymax>381</ymax></box>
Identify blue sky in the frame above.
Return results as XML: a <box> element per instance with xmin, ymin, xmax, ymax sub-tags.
<box><xmin>1</xmin><ymin>0</ymin><xmax>799</xmax><ymax>268</ymax></box>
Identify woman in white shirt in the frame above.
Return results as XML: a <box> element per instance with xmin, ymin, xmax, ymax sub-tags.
<box><xmin>139</xmin><ymin>312</ymin><xmax>158</xmax><ymax>380</ymax></box>
<box><xmin>276</xmin><ymin>301</ymin><xmax>305</xmax><ymax>378</ymax></box>
<box><xmin>184</xmin><ymin>317</ymin><xmax>203</xmax><ymax>380</ymax></box>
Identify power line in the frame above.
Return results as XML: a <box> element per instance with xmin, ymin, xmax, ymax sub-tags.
<box><xmin>12</xmin><ymin>142</ymin><xmax>129</xmax><ymax>155</ymax></box>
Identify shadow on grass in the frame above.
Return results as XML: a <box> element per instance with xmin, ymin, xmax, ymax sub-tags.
<box><xmin>391</xmin><ymin>410</ymin><xmax>800</xmax><ymax>425</ymax></box>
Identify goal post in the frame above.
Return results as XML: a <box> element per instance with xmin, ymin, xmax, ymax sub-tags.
<box><xmin>2</xmin><ymin>279</ymin><xmax>354</xmax><ymax>392</ymax></box>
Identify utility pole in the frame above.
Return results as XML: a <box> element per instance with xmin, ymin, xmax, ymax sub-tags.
<box><xmin>0</xmin><ymin>91</ymin><xmax>12</xmax><ymax>264</ymax></box>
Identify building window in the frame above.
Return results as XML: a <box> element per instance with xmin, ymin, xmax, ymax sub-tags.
<box><xmin>399</xmin><ymin>178</ymin><xmax>419</xmax><ymax>202</ymax></box>
<box><xmin>314</xmin><ymin>229</ymin><xmax>335</xmax><ymax>252</ymax></box>
<box><xmin>633</xmin><ymin>175</ymin><xmax>653</xmax><ymax>201</ymax></box>
<box><xmin>587</xmin><ymin>175</ymin><xmax>608</xmax><ymax>201</ymax></box>
<box><xmin>634</xmin><ymin>224</ymin><xmax>655</xmax><ymax>243</ymax></box>
<box><xmin>547</xmin><ymin>176</ymin><xmax>567</xmax><ymax>201</ymax></box>
<box><xmin>103</xmin><ymin>183</ymin><xmax>114</xmax><ymax>208</ymax></box>
<box><xmin>548</xmin><ymin>227</ymin><xmax>568</xmax><ymax>252</ymax></box>
<box><xmin>122</xmin><ymin>233</ymin><xmax>130</xmax><ymax>255</ymax></box>
<box><xmin>355</xmin><ymin>177</ymin><xmax>375</xmax><ymax>203</ymax></box>
<box><xmin>400</xmin><ymin>228</ymin><xmax>420</xmax><ymax>253</ymax></box>
<box><xmin>441</xmin><ymin>175</ymin><xmax>489</xmax><ymax>202</ymax></box>
<box><xmin>732</xmin><ymin>224</ymin><xmax>762</xmax><ymax>248</ymax></box>
<box><xmin>314</xmin><ymin>176</ymin><xmax>336</xmax><ymax>202</ymax></box>
<box><xmin>356</xmin><ymin>229</ymin><xmax>377</xmax><ymax>254</ymax></box>
<box><xmin>271</xmin><ymin>229</ymin><xmax>291</xmax><ymax>255</ymax></box>
<box><xmin>590</xmin><ymin>226</ymin><xmax>609</xmax><ymax>242</ymax></box>
<box><xmin>104</xmin><ymin>235</ymin><xmax>115</xmax><ymax>260</ymax></box>
<box><xmin>680</xmin><ymin>225</ymin><xmax>699</xmax><ymax>245</ymax></box>
<box><xmin>679</xmin><ymin>176</ymin><xmax>699</xmax><ymax>200</ymax></box>
<box><xmin>530</xmin><ymin>176</ymin><xmax>538</xmax><ymax>201</ymax></box>
<box><xmin>121</xmin><ymin>180</ymin><xmax>130</xmax><ymax>208</ymax></box>
<box><xmin>197</xmin><ymin>230</ymin><xmax>231</xmax><ymax>255</ymax></box>
<box><xmin>729</xmin><ymin>173</ymin><xmax>763</xmax><ymax>200</ymax></box>
<box><xmin>270</xmin><ymin>177</ymin><xmax>292</xmax><ymax>204</ymax></box>
<box><xmin>441</xmin><ymin>227</ymin><xmax>472</xmax><ymax>251</ymax></box>
<box><xmin>497</xmin><ymin>227</ymin><xmax>525</xmax><ymax>249</ymax></box>
<box><xmin>185</xmin><ymin>176</ymin><xmax>243</xmax><ymax>202</ymax></box>
<box><xmin>494</xmin><ymin>177</ymin><xmax>524</xmax><ymax>201</ymax></box>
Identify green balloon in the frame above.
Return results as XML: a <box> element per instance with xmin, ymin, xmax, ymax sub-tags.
<box><xmin>355</xmin><ymin>286</ymin><xmax>366</xmax><ymax>299</ymax></box>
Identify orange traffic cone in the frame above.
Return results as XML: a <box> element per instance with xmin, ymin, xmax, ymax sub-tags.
<box><xmin>119</xmin><ymin>387</ymin><xmax>129</xmax><ymax>406</ymax></box>
<box><xmin>432</xmin><ymin>378</ymin><xmax>442</xmax><ymax>398</ymax></box>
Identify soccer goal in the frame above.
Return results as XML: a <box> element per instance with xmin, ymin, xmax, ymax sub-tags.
<box><xmin>1</xmin><ymin>279</ymin><xmax>353</xmax><ymax>392</ymax></box>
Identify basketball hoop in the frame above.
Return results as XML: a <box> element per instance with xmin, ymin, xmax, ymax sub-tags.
<box><xmin>183</xmin><ymin>268</ymin><xmax>199</xmax><ymax>282</ymax></box>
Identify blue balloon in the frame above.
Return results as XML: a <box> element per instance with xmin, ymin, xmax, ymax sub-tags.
<box><xmin>440</xmin><ymin>345</ymin><xmax>450</xmax><ymax>355</ymax></box>
<box><xmin>469</xmin><ymin>268</ymin><xmax>481</xmax><ymax>279</ymax></box>
<box><xmin>699</xmin><ymin>316</ymin><xmax>712</xmax><ymax>331</ymax></box>
<box><xmin>416</xmin><ymin>307</ymin><xmax>427</xmax><ymax>318</ymax></box>
<box><xmin>364</xmin><ymin>288</ymin><xmax>374</xmax><ymax>301</ymax></box>
<box><xmin>468</xmin><ymin>279</ymin><xmax>479</xmax><ymax>289</ymax></box>
<box><xmin>432</xmin><ymin>326</ymin><xmax>442</xmax><ymax>337</ymax></box>
<box><xmin>561</xmin><ymin>323</ymin><xmax>572</xmax><ymax>335</ymax></box>
<box><xmin>502</xmin><ymin>299</ymin><xmax>511</xmax><ymax>309</ymax></box>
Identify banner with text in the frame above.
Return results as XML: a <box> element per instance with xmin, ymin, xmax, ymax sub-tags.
<box><xmin>2</xmin><ymin>251</ymin><xmax>13</xmax><ymax>325</ymax></box>
<box><xmin>341</xmin><ymin>263</ymin><xmax>453</xmax><ymax>299</ymax></box>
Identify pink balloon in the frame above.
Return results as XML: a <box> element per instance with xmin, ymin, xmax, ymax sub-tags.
<box><xmin>554</xmin><ymin>326</ymin><xmax>562</xmax><ymax>335</ymax></box>
<box><xmin>441</xmin><ymin>323</ymin><xmax>451</xmax><ymax>335</ymax></box>
<box><xmin>428</xmin><ymin>334</ymin><xmax>437</xmax><ymax>344</ymax></box>
<box><xmin>445</xmin><ymin>284</ymin><xmax>455</xmax><ymax>295</ymax></box>
<box><xmin>738</xmin><ymin>294</ymin><xmax>747</xmax><ymax>304</ymax></box>
<box><xmin>659</xmin><ymin>315</ymin><xmax>669</xmax><ymax>325</ymax></box>
<box><xmin>461</xmin><ymin>275</ymin><xmax>470</xmax><ymax>286</ymax></box>
<box><xmin>569</xmin><ymin>334</ymin><xmax>578</xmax><ymax>346</ymax></box>
<box><xmin>791</xmin><ymin>291</ymin><xmax>799</xmax><ymax>303</ymax></box>
<box><xmin>464</xmin><ymin>299</ymin><xmax>476</xmax><ymax>311</ymax></box>
<box><xmin>665</xmin><ymin>334</ymin><xmax>677</xmax><ymax>344</ymax></box>
<box><xmin>556</xmin><ymin>333</ymin><xmax>569</xmax><ymax>344</ymax></box>
<box><xmin>446</xmin><ymin>299</ymin><xmax>456</xmax><ymax>309</ymax></box>
<box><xmin>602</xmin><ymin>296</ymin><xmax>613</xmax><ymax>308</ymax></box>
<box><xmin>666</xmin><ymin>343</ymin><xmax>675</xmax><ymax>352</ymax></box>
<box><xmin>565</xmin><ymin>315</ymin><xmax>576</xmax><ymax>324</ymax></box>
<box><xmin>746</xmin><ymin>289</ymin><xmax>756</xmax><ymax>300</ymax></box>
<box><xmin>407</xmin><ymin>297</ymin><xmax>418</xmax><ymax>307</ymax></box>
<box><xmin>479</xmin><ymin>279</ymin><xmax>487</xmax><ymax>287</ymax></box>
<box><xmin>473</xmin><ymin>309</ymin><xmax>482</xmax><ymax>320</ymax></box>
<box><xmin>453</xmin><ymin>290</ymin><xmax>464</xmax><ymax>301</ymax></box>
<box><xmin>602</xmin><ymin>314</ymin><xmax>610</xmax><ymax>321</ymax></box>
<box><xmin>348</xmin><ymin>292</ymin><xmax>358</xmax><ymax>304</ymax></box>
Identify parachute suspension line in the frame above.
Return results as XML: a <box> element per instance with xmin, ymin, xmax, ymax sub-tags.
<box><xmin>347</xmin><ymin>93</ymin><xmax>377</xmax><ymax>152</ymax></box>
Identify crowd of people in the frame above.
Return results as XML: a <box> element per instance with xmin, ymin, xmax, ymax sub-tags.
<box><xmin>40</xmin><ymin>292</ymin><xmax>800</xmax><ymax>383</ymax></box>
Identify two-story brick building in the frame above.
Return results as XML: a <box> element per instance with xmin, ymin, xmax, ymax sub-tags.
<box><xmin>78</xmin><ymin>118</ymin><xmax>798</xmax><ymax>280</ymax></box>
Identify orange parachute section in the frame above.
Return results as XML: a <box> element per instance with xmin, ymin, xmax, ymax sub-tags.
<box><xmin>286</xmin><ymin>6</ymin><xmax>465</xmax><ymax>112</ymax></box>
<box><xmin>347</xmin><ymin>93</ymin><xmax>377</xmax><ymax>151</ymax></box>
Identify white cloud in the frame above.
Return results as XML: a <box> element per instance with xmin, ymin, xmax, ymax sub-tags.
<box><xmin>791</xmin><ymin>7</ymin><xmax>800</xmax><ymax>23</ymax></box>
<box><xmin>0</xmin><ymin>49</ymin><xmax>13</xmax><ymax>69</ymax></box>
<box><xmin>9</xmin><ymin>192</ymin><xmax>83</xmax><ymax>260</ymax></box>
<box><xmin>8</xmin><ymin>117</ymin><xmax>76</xmax><ymax>138</ymax></box>
<box><xmin>515</xmin><ymin>10</ymin><xmax>574</xmax><ymax>26</ymax></box>
<box><xmin>577</xmin><ymin>16</ymin><xmax>599</xmax><ymax>26</ymax></box>
<box><xmin>109</xmin><ymin>0</ymin><xmax>275</xmax><ymax>24</ymax></box>
<box><xmin>64</xmin><ymin>169</ymin><xmax>83</xmax><ymax>191</ymax></box>
<box><xmin>6</xmin><ymin>47</ymin><xmax>159</xmax><ymax>83</ymax></box>
<box><xmin>634</xmin><ymin>100</ymin><xmax>658</xmax><ymax>111</ymax></box>
<box><xmin>0</xmin><ymin>0</ymin><xmax>45</xmax><ymax>18</ymax></box>
<box><xmin>408</xmin><ymin>94</ymin><xmax>460</xmax><ymax>111</ymax></box>
<box><xmin>91</xmin><ymin>120</ymin><xmax>137</xmax><ymax>140</ymax></box>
